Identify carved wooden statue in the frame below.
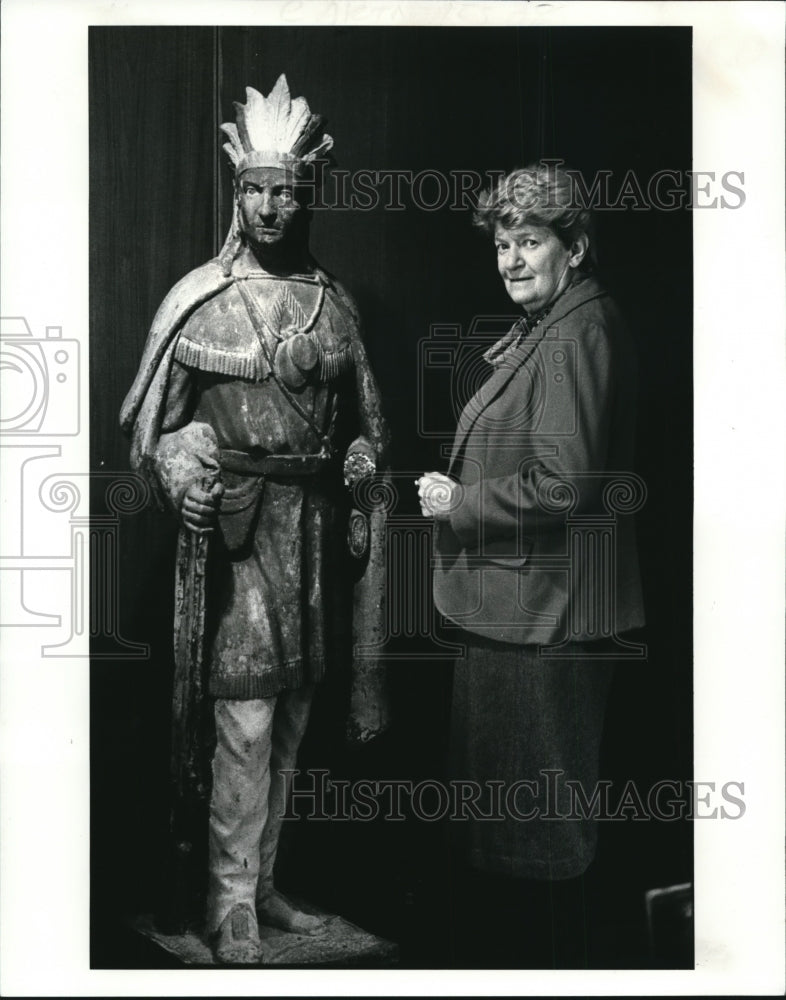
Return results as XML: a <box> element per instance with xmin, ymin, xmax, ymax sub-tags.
<box><xmin>120</xmin><ymin>76</ymin><xmax>388</xmax><ymax>964</ymax></box>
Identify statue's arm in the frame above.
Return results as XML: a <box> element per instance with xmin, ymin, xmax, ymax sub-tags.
<box><xmin>327</xmin><ymin>278</ymin><xmax>390</xmax><ymax>477</ymax></box>
<box><xmin>152</xmin><ymin>361</ymin><xmax>222</xmax><ymax>528</ymax></box>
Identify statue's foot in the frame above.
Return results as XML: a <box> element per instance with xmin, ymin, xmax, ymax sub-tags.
<box><xmin>212</xmin><ymin>903</ymin><xmax>263</xmax><ymax>964</ymax></box>
<box><xmin>256</xmin><ymin>889</ymin><xmax>330</xmax><ymax>936</ymax></box>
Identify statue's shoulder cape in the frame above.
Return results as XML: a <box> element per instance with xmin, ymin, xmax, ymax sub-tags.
<box><xmin>120</xmin><ymin>256</ymin><xmax>387</xmax><ymax>501</ymax></box>
<box><xmin>119</xmin><ymin>259</ymin><xmax>234</xmax><ymax>498</ymax></box>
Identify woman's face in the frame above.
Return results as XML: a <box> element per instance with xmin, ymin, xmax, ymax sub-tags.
<box><xmin>495</xmin><ymin>222</ymin><xmax>575</xmax><ymax>313</ymax></box>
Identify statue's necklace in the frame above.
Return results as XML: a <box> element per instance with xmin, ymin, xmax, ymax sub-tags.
<box><xmin>240</xmin><ymin>271</ymin><xmax>327</xmax><ymax>339</ymax></box>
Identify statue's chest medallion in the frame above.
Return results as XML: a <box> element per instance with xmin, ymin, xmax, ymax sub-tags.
<box><xmin>239</xmin><ymin>278</ymin><xmax>354</xmax><ymax>388</ymax></box>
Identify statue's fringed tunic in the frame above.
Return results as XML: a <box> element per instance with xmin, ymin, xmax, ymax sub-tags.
<box><xmin>160</xmin><ymin>270</ymin><xmax>359</xmax><ymax>699</ymax></box>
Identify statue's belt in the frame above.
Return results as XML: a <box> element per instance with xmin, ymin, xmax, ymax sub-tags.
<box><xmin>219</xmin><ymin>447</ymin><xmax>331</xmax><ymax>479</ymax></box>
<box><xmin>215</xmin><ymin>448</ymin><xmax>333</xmax><ymax>551</ymax></box>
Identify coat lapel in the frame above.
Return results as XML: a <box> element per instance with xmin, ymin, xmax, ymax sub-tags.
<box><xmin>448</xmin><ymin>277</ymin><xmax>607</xmax><ymax>473</ymax></box>
<box><xmin>448</xmin><ymin>330</ymin><xmax>545</xmax><ymax>471</ymax></box>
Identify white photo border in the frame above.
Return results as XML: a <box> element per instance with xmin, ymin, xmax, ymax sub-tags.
<box><xmin>1</xmin><ymin>0</ymin><xmax>784</xmax><ymax>995</ymax></box>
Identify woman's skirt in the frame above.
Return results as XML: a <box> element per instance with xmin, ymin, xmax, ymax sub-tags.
<box><xmin>449</xmin><ymin>633</ymin><xmax>615</xmax><ymax>880</ymax></box>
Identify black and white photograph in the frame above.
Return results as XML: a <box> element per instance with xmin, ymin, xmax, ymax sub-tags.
<box><xmin>0</xmin><ymin>1</ymin><xmax>784</xmax><ymax>995</ymax></box>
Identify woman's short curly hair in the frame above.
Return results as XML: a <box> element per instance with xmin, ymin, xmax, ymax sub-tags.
<box><xmin>474</xmin><ymin>162</ymin><xmax>595</xmax><ymax>264</ymax></box>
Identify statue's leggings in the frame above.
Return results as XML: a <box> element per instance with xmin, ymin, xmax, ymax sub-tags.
<box><xmin>205</xmin><ymin>684</ymin><xmax>314</xmax><ymax>934</ymax></box>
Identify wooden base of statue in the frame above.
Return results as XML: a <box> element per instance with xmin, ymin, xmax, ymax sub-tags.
<box><xmin>132</xmin><ymin>901</ymin><xmax>398</xmax><ymax>967</ymax></box>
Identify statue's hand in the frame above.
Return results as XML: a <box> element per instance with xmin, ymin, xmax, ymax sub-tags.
<box><xmin>344</xmin><ymin>436</ymin><xmax>377</xmax><ymax>487</ymax></box>
<box><xmin>182</xmin><ymin>480</ymin><xmax>224</xmax><ymax>534</ymax></box>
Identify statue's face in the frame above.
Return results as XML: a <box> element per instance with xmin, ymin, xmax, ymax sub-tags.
<box><xmin>236</xmin><ymin>166</ymin><xmax>304</xmax><ymax>256</ymax></box>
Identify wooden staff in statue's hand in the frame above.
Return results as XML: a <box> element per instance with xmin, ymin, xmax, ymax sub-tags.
<box><xmin>173</xmin><ymin>473</ymin><xmax>224</xmax><ymax>796</ymax></box>
<box><xmin>166</xmin><ymin>471</ymin><xmax>224</xmax><ymax>932</ymax></box>
<box><xmin>154</xmin><ymin>421</ymin><xmax>223</xmax><ymax>932</ymax></box>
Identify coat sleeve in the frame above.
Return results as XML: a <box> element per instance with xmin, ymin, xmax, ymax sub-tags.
<box><xmin>448</xmin><ymin>319</ymin><xmax>615</xmax><ymax>548</ymax></box>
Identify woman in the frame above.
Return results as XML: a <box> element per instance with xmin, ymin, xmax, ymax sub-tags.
<box><xmin>418</xmin><ymin>163</ymin><xmax>645</xmax><ymax>966</ymax></box>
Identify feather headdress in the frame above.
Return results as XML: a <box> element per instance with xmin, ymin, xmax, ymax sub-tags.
<box><xmin>220</xmin><ymin>75</ymin><xmax>334</xmax><ymax>177</ymax></box>
<box><xmin>216</xmin><ymin>75</ymin><xmax>333</xmax><ymax>273</ymax></box>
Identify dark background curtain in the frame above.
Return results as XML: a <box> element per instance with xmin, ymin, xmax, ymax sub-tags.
<box><xmin>90</xmin><ymin>25</ymin><xmax>692</xmax><ymax>968</ymax></box>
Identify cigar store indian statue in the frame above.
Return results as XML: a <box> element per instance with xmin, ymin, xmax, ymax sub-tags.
<box><xmin>120</xmin><ymin>77</ymin><xmax>389</xmax><ymax>964</ymax></box>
